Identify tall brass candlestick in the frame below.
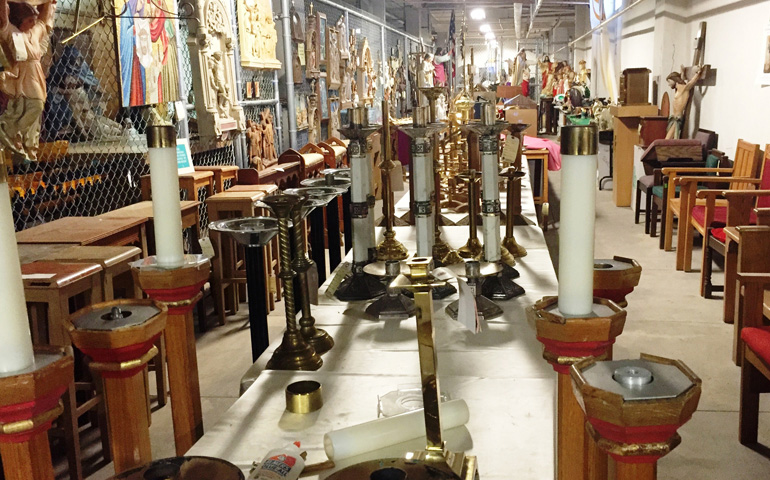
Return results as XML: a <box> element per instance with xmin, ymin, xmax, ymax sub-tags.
<box><xmin>457</xmin><ymin>170</ymin><xmax>482</xmax><ymax>260</ymax></box>
<box><xmin>376</xmin><ymin>99</ymin><xmax>408</xmax><ymax>262</ymax></box>
<box><xmin>290</xmin><ymin>200</ymin><xmax>334</xmax><ymax>355</ymax></box>
<box><xmin>501</xmin><ymin>167</ymin><xmax>528</xmax><ymax>257</ymax></box>
<box><xmin>262</xmin><ymin>193</ymin><xmax>322</xmax><ymax>371</ymax></box>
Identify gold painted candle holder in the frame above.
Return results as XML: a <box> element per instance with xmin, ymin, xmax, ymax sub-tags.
<box><xmin>260</xmin><ymin>193</ymin><xmax>323</xmax><ymax>371</ymax></box>
<box><xmin>377</xmin><ymin>100</ymin><xmax>409</xmax><ymax>262</ymax></box>
<box><xmin>501</xmin><ymin>167</ymin><xmax>528</xmax><ymax>258</ymax></box>
<box><xmin>328</xmin><ymin>257</ymin><xmax>478</xmax><ymax>480</ymax></box>
<box><xmin>456</xmin><ymin>170</ymin><xmax>482</xmax><ymax>260</ymax></box>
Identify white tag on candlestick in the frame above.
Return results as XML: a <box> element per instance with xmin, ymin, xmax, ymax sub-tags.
<box><xmin>433</xmin><ymin>267</ymin><xmax>454</xmax><ymax>282</ymax></box>
<box><xmin>199</xmin><ymin>237</ymin><xmax>215</xmax><ymax>259</ymax></box>
<box><xmin>456</xmin><ymin>277</ymin><xmax>480</xmax><ymax>334</ymax></box>
<box><xmin>325</xmin><ymin>262</ymin><xmax>351</xmax><ymax>298</ymax></box>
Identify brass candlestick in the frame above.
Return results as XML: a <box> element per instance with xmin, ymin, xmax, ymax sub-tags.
<box><xmin>363</xmin><ymin>260</ymin><xmax>416</xmax><ymax>320</ymax></box>
<box><xmin>457</xmin><ymin>170</ymin><xmax>482</xmax><ymax>260</ymax></box>
<box><xmin>327</xmin><ymin>258</ymin><xmax>478</xmax><ymax>480</ymax></box>
<box><xmin>261</xmin><ymin>193</ymin><xmax>322</xmax><ymax>371</ymax></box>
<box><xmin>445</xmin><ymin>259</ymin><xmax>504</xmax><ymax>321</ymax></box>
<box><xmin>376</xmin><ymin>99</ymin><xmax>408</xmax><ymax>262</ymax></box>
<box><xmin>287</xmin><ymin>192</ymin><xmax>334</xmax><ymax>355</ymax></box>
<box><xmin>501</xmin><ymin>167</ymin><xmax>528</xmax><ymax>257</ymax></box>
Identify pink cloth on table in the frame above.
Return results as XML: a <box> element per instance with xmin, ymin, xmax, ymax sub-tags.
<box><xmin>524</xmin><ymin>135</ymin><xmax>562</xmax><ymax>171</ymax></box>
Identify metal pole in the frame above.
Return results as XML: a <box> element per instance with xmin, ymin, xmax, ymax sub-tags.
<box><xmin>280</xmin><ymin>0</ymin><xmax>298</xmax><ymax>149</ymax></box>
<box><xmin>273</xmin><ymin>70</ymin><xmax>284</xmax><ymax>154</ymax></box>
<box><xmin>229</xmin><ymin>0</ymin><xmax>247</xmax><ymax>168</ymax></box>
<box><xmin>313</xmin><ymin>0</ymin><xmax>419</xmax><ymax>43</ymax></box>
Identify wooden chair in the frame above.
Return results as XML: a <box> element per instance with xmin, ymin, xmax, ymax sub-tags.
<box><xmin>297</xmin><ymin>143</ymin><xmax>327</xmax><ymax>179</ymax></box>
<box><xmin>663</xmin><ymin>139</ymin><xmax>763</xmax><ymax>271</ymax></box>
<box><xmin>732</xmin><ymin>226</ymin><xmax>770</xmax><ymax>365</ymax></box>
<box><xmin>319</xmin><ymin>137</ymin><xmax>349</xmax><ymax>168</ymax></box>
<box><xmin>702</xmin><ymin>147</ymin><xmax>770</xmax><ymax>300</ymax></box>
<box><xmin>236</xmin><ymin>157</ymin><xmax>301</xmax><ymax>189</ymax></box>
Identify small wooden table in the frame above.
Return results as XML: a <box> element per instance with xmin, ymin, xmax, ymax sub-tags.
<box><xmin>141</xmin><ymin>170</ymin><xmax>215</xmax><ymax>202</ymax></box>
<box><xmin>195</xmin><ymin>165</ymin><xmax>239</xmax><ymax>193</ymax></box>
<box><xmin>609</xmin><ymin>104</ymin><xmax>659</xmax><ymax>206</ymax></box>
<box><xmin>98</xmin><ymin>200</ymin><xmax>201</xmax><ymax>242</ymax></box>
<box><xmin>224</xmin><ymin>184</ymin><xmax>279</xmax><ymax>194</ymax></box>
<box><xmin>16</xmin><ymin>216</ymin><xmax>148</xmax><ymax>256</ymax></box>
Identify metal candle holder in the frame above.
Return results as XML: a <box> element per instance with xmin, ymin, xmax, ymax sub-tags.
<box><xmin>335</xmin><ymin>107</ymin><xmax>386</xmax><ymax>301</ymax></box>
<box><xmin>301</xmin><ymin>168</ymin><xmax>351</xmax><ymax>272</ymax></box>
<box><xmin>284</xmin><ymin>188</ymin><xmax>339</xmax><ymax>355</ymax></box>
<box><xmin>500</xmin><ymin>167</ymin><xmax>528</xmax><ymax>258</ymax></box>
<box><xmin>505</xmin><ymin>123</ymin><xmax>531</xmax><ymax>227</ymax></box>
<box><xmin>445</xmin><ymin>259</ymin><xmax>504</xmax><ymax>321</ymax></box>
<box><xmin>376</xmin><ymin>100</ymin><xmax>408</xmax><ymax>262</ymax></box>
<box><xmin>457</xmin><ymin>170</ymin><xmax>482</xmax><ymax>260</ymax></box>
<box><xmin>363</xmin><ymin>260</ymin><xmax>416</xmax><ymax>320</ymax></box>
<box><xmin>327</xmin><ymin>257</ymin><xmax>478</xmax><ymax>480</ymax></box>
<box><xmin>260</xmin><ymin>193</ymin><xmax>322</xmax><ymax>371</ymax></box>
<box><xmin>209</xmin><ymin>217</ymin><xmax>278</xmax><ymax>361</ymax></box>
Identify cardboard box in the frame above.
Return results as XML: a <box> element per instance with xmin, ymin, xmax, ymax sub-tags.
<box><xmin>505</xmin><ymin>107</ymin><xmax>537</xmax><ymax>137</ymax></box>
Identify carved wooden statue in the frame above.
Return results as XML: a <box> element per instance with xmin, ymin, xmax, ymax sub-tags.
<box><xmin>187</xmin><ymin>0</ymin><xmax>245</xmax><ymax>137</ymax></box>
<box><xmin>305</xmin><ymin>9</ymin><xmax>319</xmax><ymax>77</ymax></box>
<box><xmin>307</xmin><ymin>91</ymin><xmax>319</xmax><ymax>145</ymax></box>
<box><xmin>337</xmin><ymin>15</ymin><xmax>349</xmax><ymax>60</ymax></box>
<box><xmin>327</xmin><ymin>25</ymin><xmax>341</xmax><ymax>89</ymax></box>
<box><xmin>259</xmin><ymin>108</ymin><xmax>277</xmax><ymax>166</ymax></box>
<box><xmin>238</xmin><ymin>0</ymin><xmax>280</xmax><ymax>69</ymax></box>
<box><xmin>329</xmin><ymin>99</ymin><xmax>340</xmax><ymax>138</ymax></box>
<box><xmin>665</xmin><ymin>64</ymin><xmax>702</xmax><ymax>139</ymax></box>
<box><xmin>246</xmin><ymin>119</ymin><xmax>263</xmax><ymax>169</ymax></box>
<box><xmin>340</xmin><ymin>67</ymin><xmax>352</xmax><ymax>107</ymax></box>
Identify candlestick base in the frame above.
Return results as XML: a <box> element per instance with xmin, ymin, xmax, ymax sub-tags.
<box><xmin>301</xmin><ymin>321</ymin><xmax>334</xmax><ymax>356</ymax></box>
<box><xmin>593</xmin><ymin>256</ymin><xmax>642</xmax><ymax>308</ymax></box>
<box><xmin>326</xmin><ymin>452</ymin><xmax>477</xmax><ymax>480</ymax></box>
<box><xmin>366</xmin><ymin>290</ymin><xmax>417</xmax><ymax>320</ymax></box>
<box><xmin>266</xmin><ymin>330</ymin><xmax>323</xmax><ymax>371</ymax></box>
<box><xmin>0</xmin><ymin>347</ymin><xmax>73</xmax><ymax>480</ymax></box>
<box><xmin>446</xmin><ymin>292</ymin><xmax>503</xmax><ymax>321</ymax></box>
<box><xmin>481</xmin><ymin>270</ymin><xmax>526</xmax><ymax>300</ymax></box>
<box><xmin>334</xmin><ymin>264</ymin><xmax>387</xmax><ymax>301</ymax></box>
<box><xmin>503</xmin><ymin>235</ymin><xmax>528</xmax><ymax>258</ymax></box>
<box><xmin>433</xmin><ymin>236</ymin><xmax>463</xmax><ymax>267</ymax></box>
<box><xmin>458</xmin><ymin>237</ymin><xmax>483</xmax><ymax>260</ymax></box>
<box><xmin>376</xmin><ymin>231</ymin><xmax>409</xmax><ymax>262</ymax></box>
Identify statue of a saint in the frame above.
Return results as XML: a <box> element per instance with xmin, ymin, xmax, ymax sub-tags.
<box><xmin>577</xmin><ymin>60</ymin><xmax>589</xmax><ymax>84</ymax></box>
<box><xmin>260</xmin><ymin>108</ymin><xmax>277</xmax><ymax>165</ymax></box>
<box><xmin>207</xmin><ymin>50</ymin><xmax>231</xmax><ymax>117</ymax></box>
<box><xmin>665</xmin><ymin>65</ymin><xmax>702</xmax><ymax>139</ymax></box>
<box><xmin>0</xmin><ymin>0</ymin><xmax>57</xmax><ymax>162</ymax></box>
<box><xmin>511</xmin><ymin>48</ymin><xmax>527</xmax><ymax>86</ymax></box>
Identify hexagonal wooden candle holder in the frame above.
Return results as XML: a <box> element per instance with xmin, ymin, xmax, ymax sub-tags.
<box><xmin>66</xmin><ymin>299</ymin><xmax>167</xmax><ymax>474</ymax></box>
<box><xmin>593</xmin><ymin>256</ymin><xmax>642</xmax><ymax>308</ymax></box>
<box><xmin>527</xmin><ymin>296</ymin><xmax>627</xmax><ymax>480</ymax></box>
<box><xmin>0</xmin><ymin>347</ymin><xmax>73</xmax><ymax>480</ymax></box>
<box><xmin>570</xmin><ymin>354</ymin><xmax>702</xmax><ymax>480</ymax></box>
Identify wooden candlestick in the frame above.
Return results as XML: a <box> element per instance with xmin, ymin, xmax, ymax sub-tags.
<box><xmin>571</xmin><ymin>354</ymin><xmax>702</xmax><ymax>480</ymax></box>
<box><xmin>527</xmin><ymin>296</ymin><xmax>626</xmax><ymax>480</ymax></box>
<box><xmin>0</xmin><ymin>347</ymin><xmax>73</xmax><ymax>480</ymax></box>
<box><xmin>66</xmin><ymin>299</ymin><xmax>167</xmax><ymax>474</ymax></box>
<box><xmin>132</xmin><ymin>255</ymin><xmax>210</xmax><ymax>455</ymax></box>
<box><xmin>593</xmin><ymin>256</ymin><xmax>642</xmax><ymax>308</ymax></box>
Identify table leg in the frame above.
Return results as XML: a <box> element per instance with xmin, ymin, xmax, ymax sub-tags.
<box><xmin>245</xmin><ymin>246</ymin><xmax>269</xmax><ymax>362</ymax></box>
<box><xmin>342</xmin><ymin>190</ymin><xmax>352</xmax><ymax>254</ymax></box>
<box><xmin>309</xmin><ymin>208</ymin><xmax>327</xmax><ymax>285</ymax></box>
<box><xmin>327</xmin><ymin>193</ymin><xmax>343</xmax><ymax>272</ymax></box>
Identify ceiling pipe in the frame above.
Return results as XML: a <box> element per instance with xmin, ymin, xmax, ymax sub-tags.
<box><xmin>513</xmin><ymin>3</ymin><xmax>523</xmax><ymax>39</ymax></box>
<box><xmin>526</xmin><ymin>0</ymin><xmax>544</xmax><ymax>39</ymax></box>
<box><xmin>568</xmin><ymin>0</ymin><xmax>645</xmax><ymax>46</ymax></box>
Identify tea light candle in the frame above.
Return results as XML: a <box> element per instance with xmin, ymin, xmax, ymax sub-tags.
<box><xmin>147</xmin><ymin>125</ymin><xmax>185</xmax><ymax>268</ymax></box>
<box><xmin>557</xmin><ymin>125</ymin><xmax>599</xmax><ymax>315</ymax></box>
<box><xmin>0</xmin><ymin>168</ymin><xmax>34</xmax><ymax>373</ymax></box>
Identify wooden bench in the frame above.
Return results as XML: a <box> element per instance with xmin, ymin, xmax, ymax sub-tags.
<box><xmin>141</xmin><ymin>170</ymin><xmax>215</xmax><ymax>203</ymax></box>
<box><xmin>319</xmin><ymin>137</ymin><xmax>349</xmax><ymax>168</ymax></box>
<box><xmin>195</xmin><ymin>165</ymin><xmax>239</xmax><ymax>193</ymax></box>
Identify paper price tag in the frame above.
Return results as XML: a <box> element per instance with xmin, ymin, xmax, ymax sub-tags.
<box><xmin>198</xmin><ymin>237</ymin><xmax>215</xmax><ymax>259</ymax></box>
<box><xmin>432</xmin><ymin>267</ymin><xmax>454</xmax><ymax>282</ymax></box>
<box><xmin>22</xmin><ymin>273</ymin><xmax>55</xmax><ymax>280</ymax></box>
<box><xmin>456</xmin><ymin>277</ymin><xmax>481</xmax><ymax>334</ymax></box>
<box><xmin>325</xmin><ymin>262</ymin><xmax>351</xmax><ymax>298</ymax></box>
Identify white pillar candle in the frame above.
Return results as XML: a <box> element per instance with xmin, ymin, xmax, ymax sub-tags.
<box><xmin>412</xmin><ymin>138</ymin><xmax>434</xmax><ymax>257</ymax></box>
<box><xmin>0</xmin><ymin>172</ymin><xmax>34</xmax><ymax>373</ymax></box>
<box><xmin>324</xmin><ymin>399</ymin><xmax>470</xmax><ymax>460</ymax></box>
<box><xmin>147</xmin><ymin>125</ymin><xmax>185</xmax><ymax>268</ymax></box>
<box><xmin>558</xmin><ymin>125</ymin><xmax>599</xmax><ymax>316</ymax></box>
<box><xmin>350</xmin><ymin>139</ymin><xmax>370</xmax><ymax>263</ymax></box>
<box><xmin>480</xmin><ymin>139</ymin><xmax>502</xmax><ymax>263</ymax></box>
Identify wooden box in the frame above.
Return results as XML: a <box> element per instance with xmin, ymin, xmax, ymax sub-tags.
<box><xmin>619</xmin><ymin>68</ymin><xmax>650</xmax><ymax>105</ymax></box>
<box><xmin>639</xmin><ymin>116</ymin><xmax>667</xmax><ymax>146</ymax></box>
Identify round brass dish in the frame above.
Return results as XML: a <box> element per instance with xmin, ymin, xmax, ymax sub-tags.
<box><xmin>285</xmin><ymin>380</ymin><xmax>323</xmax><ymax>413</ymax></box>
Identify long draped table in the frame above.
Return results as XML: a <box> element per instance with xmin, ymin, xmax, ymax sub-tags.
<box><xmin>187</xmin><ymin>164</ymin><xmax>558</xmax><ymax>479</ymax></box>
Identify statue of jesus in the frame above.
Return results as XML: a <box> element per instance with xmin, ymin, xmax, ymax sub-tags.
<box><xmin>665</xmin><ymin>64</ymin><xmax>702</xmax><ymax>139</ymax></box>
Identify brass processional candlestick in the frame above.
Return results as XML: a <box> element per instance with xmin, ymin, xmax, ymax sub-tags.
<box><xmin>457</xmin><ymin>169</ymin><xmax>482</xmax><ymax>259</ymax></box>
<box><xmin>327</xmin><ymin>257</ymin><xmax>478</xmax><ymax>480</ymax></box>
<box><xmin>335</xmin><ymin>107</ymin><xmax>387</xmax><ymax>301</ymax></box>
<box><xmin>284</xmin><ymin>187</ymin><xmax>340</xmax><ymax>355</ymax></box>
<box><xmin>501</xmin><ymin>167</ymin><xmax>528</xmax><ymax>258</ymax></box>
<box><xmin>261</xmin><ymin>193</ymin><xmax>323</xmax><ymax>370</ymax></box>
<box><xmin>376</xmin><ymin>99</ymin><xmax>409</xmax><ymax>262</ymax></box>
<box><xmin>464</xmin><ymin>103</ymin><xmax>524</xmax><ymax>300</ymax></box>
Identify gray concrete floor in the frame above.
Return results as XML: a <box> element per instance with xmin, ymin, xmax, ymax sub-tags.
<box><xmin>62</xmin><ymin>164</ymin><xmax>770</xmax><ymax>478</ymax></box>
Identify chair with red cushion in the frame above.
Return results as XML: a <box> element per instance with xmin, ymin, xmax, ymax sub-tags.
<box><xmin>702</xmin><ymin>147</ymin><xmax>770</xmax><ymax>299</ymax></box>
<box><xmin>740</xmin><ymin>326</ymin><xmax>770</xmax><ymax>454</ymax></box>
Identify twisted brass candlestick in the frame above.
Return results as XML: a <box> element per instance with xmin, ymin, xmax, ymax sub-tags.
<box><xmin>262</xmin><ymin>193</ymin><xmax>322</xmax><ymax>371</ymax></box>
<box><xmin>457</xmin><ymin>170</ymin><xmax>482</xmax><ymax>260</ymax></box>
<box><xmin>290</xmin><ymin>199</ymin><xmax>334</xmax><ymax>355</ymax></box>
<box><xmin>501</xmin><ymin>167</ymin><xmax>528</xmax><ymax>258</ymax></box>
<box><xmin>376</xmin><ymin>99</ymin><xmax>408</xmax><ymax>262</ymax></box>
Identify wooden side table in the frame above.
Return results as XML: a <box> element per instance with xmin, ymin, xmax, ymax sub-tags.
<box><xmin>21</xmin><ymin>261</ymin><xmax>104</xmax><ymax>346</ymax></box>
<box><xmin>141</xmin><ymin>170</ymin><xmax>214</xmax><ymax>202</ymax></box>
<box><xmin>524</xmin><ymin>148</ymin><xmax>550</xmax><ymax>229</ymax></box>
<box><xmin>206</xmin><ymin>191</ymin><xmax>277</xmax><ymax>324</ymax></box>
<box><xmin>195</xmin><ymin>165</ymin><xmax>239</xmax><ymax>193</ymax></box>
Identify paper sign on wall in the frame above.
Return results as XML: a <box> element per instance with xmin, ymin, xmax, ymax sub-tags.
<box><xmin>176</xmin><ymin>138</ymin><xmax>195</xmax><ymax>174</ymax></box>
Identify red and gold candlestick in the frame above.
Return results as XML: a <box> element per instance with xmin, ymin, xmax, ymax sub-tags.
<box><xmin>0</xmin><ymin>347</ymin><xmax>73</xmax><ymax>480</ymax></box>
<box><xmin>571</xmin><ymin>354</ymin><xmax>702</xmax><ymax>480</ymax></box>
<box><xmin>66</xmin><ymin>299</ymin><xmax>167</xmax><ymax>474</ymax></box>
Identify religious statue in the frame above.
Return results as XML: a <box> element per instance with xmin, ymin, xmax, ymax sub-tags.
<box><xmin>206</xmin><ymin>51</ymin><xmax>231</xmax><ymax>117</ymax></box>
<box><xmin>436</xmin><ymin>93</ymin><xmax>448</xmax><ymax>121</ymax></box>
<box><xmin>419</xmin><ymin>53</ymin><xmax>435</xmax><ymax>88</ymax></box>
<box><xmin>340</xmin><ymin>67</ymin><xmax>352</xmax><ymax>107</ymax></box>
<box><xmin>259</xmin><ymin>108</ymin><xmax>277</xmax><ymax>166</ymax></box>
<box><xmin>246</xmin><ymin>119</ymin><xmax>263</xmax><ymax>169</ymax></box>
<box><xmin>511</xmin><ymin>48</ymin><xmax>527</xmax><ymax>86</ymax></box>
<box><xmin>329</xmin><ymin>100</ymin><xmax>340</xmax><ymax>138</ymax></box>
<box><xmin>307</xmin><ymin>92</ymin><xmax>319</xmax><ymax>144</ymax></box>
<box><xmin>538</xmin><ymin>56</ymin><xmax>555</xmax><ymax>98</ymax></box>
<box><xmin>0</xmin><ymin>0</ymin><xmax>56</xmax><ymax>162</ymax></box>
<box><xmin>337</xmin><ymin>15</ymin><xmax>349</xmax><ymax>60</ymax></box>
<box><xmin>665</xmin><ymin>64</ymin><xmax>702</xmax><ymax>139</ymax></box>
<box><xmin>306</xmin><ymin>29</ymin><xmax>319</xmax><ymax>75</ymax></box>
<box><xmin>327</xmin><ymin>25</ymin><xmax>341</xmax><ymax>89</ymax></box>
<box><xmin>577</xmin><ymin>60</ymin><xmax>589</xmax><ymax>84</ymax></box>
<box><xmin>237</xmin><ymin>0</ymin><xmax>280</xmax><ymax>69</ymax></box>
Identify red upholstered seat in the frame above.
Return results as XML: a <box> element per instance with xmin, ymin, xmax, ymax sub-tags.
<box><xmin>692</xmin><ymin>205</ymin><xmax>727</xmax><ymax>228</ymax></box>
<box><xmin>741</xmin><ymin>327</ymin><xmax>770</xmax><ymax>363</ymax></box>
<box><xmin>712</xmin><ymin>227</ymin><xmax>726</xmax><ymax>243</ymax></box>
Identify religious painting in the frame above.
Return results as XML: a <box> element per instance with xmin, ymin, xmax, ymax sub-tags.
<box><xmin>327</xmin><ymin>26</ymin><xmax>341</xmax><ymax>89</ymax></box>
<box><xmin>319</xmin><ymin>13</ymin><xmax>327</xmax><ymax>64</ymax></box>
<box><xmin>760</xmin><ymin>23</ymin><xmax>770</xmax><ymax>86</ymax></box>
<box><xmin>319</xmin><ymin>77</ymin><xmax>329</xmax><ymax>119</ymax></box>
<box><xmin>116</xmin><ymin>0</ymin><xmax>181</xmax><ymax>107</ymax></box>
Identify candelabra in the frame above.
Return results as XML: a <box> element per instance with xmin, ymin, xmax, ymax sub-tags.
<box><xmin>376</xmin><ymin>100</ymin><xmax>409</xmax><ymax>262</ymax></box>
<box><xmin>335</xmin><ymin>107</ymin><xmax>386</xmax><ymax>301</ymax></box>
<box><xmin>261</xmin><ymin>193</ymin><xmax>323</xmax><ymax>371</ymax></box>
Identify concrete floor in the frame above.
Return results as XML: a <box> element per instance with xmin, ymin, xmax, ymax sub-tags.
<box><xmin>60</xmin><ymin>161</ymin><xmax>770</xmax><ymax>479</ymax></box>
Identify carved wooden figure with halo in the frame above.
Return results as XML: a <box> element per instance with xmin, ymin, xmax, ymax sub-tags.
<box><xmin>327</xmin><ymin>25</ymin><xmax>341</xmax><ymax>89</ymax></box>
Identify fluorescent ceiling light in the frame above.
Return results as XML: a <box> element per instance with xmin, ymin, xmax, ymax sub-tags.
<box><xmin>470</xmin><ymin>8</ymin><xmax>485</xmax><ymax>20</ymax></box>
<box><xmin>485</xmin><ymin>31</ymin><xmax>496</xmax><ymax>41</ymax></box>
<box><xmin>480</xmin><ymin>24</ymin><xmax>491</xmax><ymax>33</ymax></box>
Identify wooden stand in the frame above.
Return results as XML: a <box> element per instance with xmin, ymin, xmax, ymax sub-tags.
<box><xmin>571</xmin><ymin>354</ymin><xmax>702</xmax><ymax>480</ymax></box>
<box><xmin>132</xmin><ymin>256</ymin><xmax>210</xmax><ymax>455</ymax></box>
<box><xmin>527</xmin><ymin>296</ymin><xmax>626</xmax><ymax>480</ymax></box>
<box><xmin>66</xmin><ymin>299</ymin><xmax>167</xmax><ymax>474</ymax></box>
<box><xmin>609</xmin><ymin>105</ymin><xmax>659</xmax><ymax>207</ymax></box>
<box><xmin>593</xmin><ymin>256</ymin><xmax>642</xmax><ymax>308</ymax></box>
<box><xmin>0</xmin><ymin>347</ymin><xmax>74</xmax><ymax>480</ymax></box>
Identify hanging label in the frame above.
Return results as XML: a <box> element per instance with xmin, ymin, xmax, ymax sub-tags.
<box><xmin>456</xmin><ymin>277</ymin><xmax>481</xmax><ymax>334</ymax></box>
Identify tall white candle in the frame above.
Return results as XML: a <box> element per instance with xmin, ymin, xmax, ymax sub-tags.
<box><xmin>0</xmin><ymin>171</ymin><xmax>34</xmax><ymax>373</ymax></box>
<box><xmin>558</xmin><ymin>125</ymin><xmax>599</xmax><ymax>316</ymax></box>
<box><xmin>413</xmin><ymin>137</ymin><xmax>434</xmax><ymax>257</ymax></box>
<box><xmin>147</xmin><ymin>125</ymin><xmax>185</xmax><ymax>268</ymax></box>
<box><xmin>480</xmin><ymin>137</ymin><xmax>502</xmax><ymax>263</ymax></box>
<box><xmin>350</xmin><ymin>139</ymin><xmax>370</xmax><ymax>264</ymax></box>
